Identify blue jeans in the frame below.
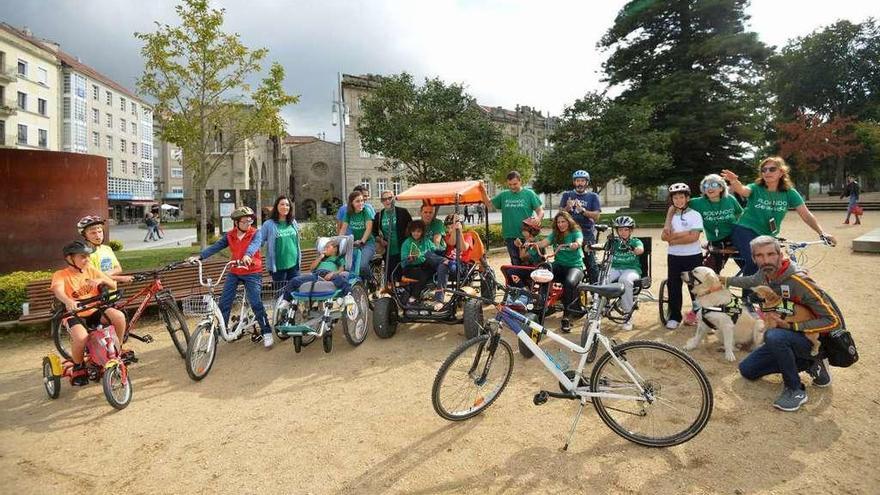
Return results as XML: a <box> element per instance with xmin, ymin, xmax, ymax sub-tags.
<box><xmin>270</xmin><ymin>266</ymin><xmax>300</xmax><ymax>283</ymax></box>
<box><xmin>219</xmin><ymin>272</ymin><xmax>271</xmax><ymax>335</ymax></box>
<box><xmin>283</xmin><ymin>269</ymin><xmax>350</xmax><ymax>299</ymax></box>
<box><xmin>425</xmin><ymin>251</ymin><xmax>452</xmax><ymax>295</ymax></box>
<box><xmin>356</xmin><ymin>242</ymin><xmax>376</xmax><ymax>279</ymax></box>
<box><xmin>505</xmin><ymin>238</ymin><xmax>523</xmax><ymax>265</ymax></box>
<box><xmin>845</xmin><ymin>196</ymin><xmax>858</xmax><ymax>221</ymax></box>
<box><xmin>739</xmin><ymin>328</ymin><xmax>815</xmax><ymax>390</ymax></box>
<box><xmin>731</xmin><ymin>224</ymin><xmax>760</xmax><ymax>277</ymax></box>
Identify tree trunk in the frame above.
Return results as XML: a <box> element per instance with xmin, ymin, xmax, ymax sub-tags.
<box><xmin>199</xmin><ymin>177</ymin><xmax>208</xmax><ymax>250</ymax></box>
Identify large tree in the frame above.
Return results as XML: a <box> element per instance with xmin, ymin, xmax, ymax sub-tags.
<box><xmin>600</xmin><ymin>0</ymin><xmax>771</xmax><ymax>183</ymax></box>
<box><xmin>488</xmin><ymin>138</ymin><xmax>533</xmax><ymax>187</ymax></box>
<box><xmin>535</xmin><ymin>92</ymin><xmax>671</xmax><ymax>193</ymax></box>
<box><xmin>137</xmin><ymin>0</ymin><xmax>298</xmax><ymax>247</ymax></box>
<box><xmin>358</xmin><ymin>73</ymin><xmax>504</xmax><ymax>184</ymax></box>
<box><xmin>775</xmin><ymin>112</ymin><xmax>862</xmax><ymax>191</ymax></box>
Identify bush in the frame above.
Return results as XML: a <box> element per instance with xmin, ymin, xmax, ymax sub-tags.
<box><xmin>300</xmin><ymin>215</ymin><xmax>338</xmax><ymax>243</ymax></box>
<box><xmin>107</xmin><ymin>239</ymin><xmax>124</xmax><ymax>252</ymax></box>
<box><xmin>0</xmin><ymin>270</ymin><xmax>53</xmax><ymax>321</ymax></box>
<box><xmin>464</xmin><ymin>224</ymin><xmax>504</xmax><ymax>248</ymax></box>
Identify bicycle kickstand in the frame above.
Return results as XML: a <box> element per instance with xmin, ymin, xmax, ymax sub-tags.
<box><xmin>562</xmin><ymin>397</ymin><xmax>588</xmax><ymax>451</ymax></box>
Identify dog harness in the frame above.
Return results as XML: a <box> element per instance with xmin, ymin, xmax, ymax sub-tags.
<box><xmin>699</xmin><ymin>295</ymin><xmax>744</xmax><ymax>330</ymax></box>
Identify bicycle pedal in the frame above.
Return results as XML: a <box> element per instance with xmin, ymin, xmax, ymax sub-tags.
<box><xmin>533</xmin><ymin>390</ymin><xmax>549</xmax><ymax>406</ymax></box>
<box><xmin>141</xmin><ymin>334</ymin><xmax>154</xmax><ymax>343</ymax></box>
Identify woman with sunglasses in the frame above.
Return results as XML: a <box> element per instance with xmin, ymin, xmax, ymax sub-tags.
<box><xmin>689</xmin><ymin>174</ymin><xmax>743</xmax><ymax>273</ymax></box>
<box><xmin>372</xmin><ymin>191</ymin><xmax>412</xmax><ymax>283</ymax></box>
<box><xmin>721</xmin><ymin>156</ymin><xmax>836</xmax><ymax>278</ymax></box>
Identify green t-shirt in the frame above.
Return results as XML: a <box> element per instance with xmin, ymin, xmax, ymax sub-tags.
<box><xmin>515</xmin><ymin>236</ymin><xmax>544</xmax><ymax>265</ymax></box>
<box><xmin>380</xmin><ymin>210</ymin><xmax>400</xmax><ymax>256</ymax></box>
<box><xmin>400</xmin><ymin>237</ymin><xmax>435</xmax><ymax>267</ymax></box>
<box><xmin>274</xmin><ymin>221</ymin><xmax>299</xmax><ymax>271</ymax></box>
<box><xmin>736</xmin><ymin>183</ymin><xmax>805</xmax><ymax>236</ymax></box>
<box><xmin>689</xmin><ymin>196</ymin><xmax>743</xmax><ymax>242</ymax></box>
<box><xmin>611</xmin><ymin>237</ymin><xmax>643</xmax><ymax>276</ymax></box>
<box><xmin>346</xmin><ymin>208</ymin><xmax>374</xmax><ymax>243</ymax></box>
<box><xmin>491</xmin><ymin>188</ymin><xmax>542</xmax><ymax>239</ymax></box>
<box><xmin>547</xmin><ymin>230</ymin><xmax>584</xmax><ymax>268</ymax></box>
<box><xmin>425</xmin><ymin>218</ymin><xmax>447</xmax><ymax>250</ymax></box>
<box><xmin>316</xmin><ymin>254</ymin><xmax>345</xmax><ymax>272</ymax></box>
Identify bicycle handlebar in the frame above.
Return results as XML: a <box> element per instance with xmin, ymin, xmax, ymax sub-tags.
<box><xmin>187</xmin><ymin>259</ymin><xmax>247</xmax><ymax>288</ymax></box>
<box><xmin>57</xmin><ymin>287</ymin><xmax>124</xmax><ymax>319</ymax></box>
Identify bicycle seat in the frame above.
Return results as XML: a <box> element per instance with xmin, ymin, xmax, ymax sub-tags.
<box><xmin>577</xmin><ymin>282</ymin><xmax>625</xmax><ymax>299</ymax></box>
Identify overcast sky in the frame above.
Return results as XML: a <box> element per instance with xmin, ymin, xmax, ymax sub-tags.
<box><xmin>2</xmin><ymin>0</ymin><xmax>877</xmax><ymax>138</ymax></box>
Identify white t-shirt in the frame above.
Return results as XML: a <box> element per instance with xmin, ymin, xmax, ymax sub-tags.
<box><xmin>668</xmin><ymin>209</ymin><xmax>703</xmax><ymax>256</ymax></box>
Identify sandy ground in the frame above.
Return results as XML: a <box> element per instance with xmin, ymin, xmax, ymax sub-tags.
<box><xmin>1</xmin><ymin>211</ymin><xmax>878</xmax><ymax>494</ymax></box>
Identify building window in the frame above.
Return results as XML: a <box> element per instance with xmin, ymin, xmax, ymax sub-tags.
<box><xmin>92</xmin><ymin>131</ymin><xmax>99</xmax><ymax>147</ymax></box>
<box><xmin>120</xmin><ymin>98</ymin><xmax>126</xmax><ymax>112</ymax></box>
<box><xmin>171</xmin><ymin>167</ymin><xmax>183</xmax><ymax>178</ymax></box>
<box><xmin>74</xmin><ymin>73</ymin><xmax>86</xmax><ymax>98</ymax></box>
<box><xmin>17</xmin><ymin>124</ymin><xmax>27</xmax><ymax>144</ymax></box>
<box><xmin>37</xmin><ymin>67</ymin><xmax>48</xmax><ymax>85</ymax></box>
<box><xmin>131</xmin><ymin>102</ymin><xmax>137</xmax><ymax>116</ymax></box>
<box><xmin>17</xmin><ymin>91</ymin><xmax>26</xmax><ymax>111</ymax></box>
<box><xmin>74</xmin><ymin>99</ymin><xmax>86</xmax><ymax>122</ymax></box>
<box><xmin>360</xmin><ymin>178</ymin><xmax>372</xmax><ymax>199</ymax></box>
<box><xmin>107</xmin><ymin>158</ymin><xmax>113</xmax><ymax>174</ymax></box>
<box><xmin>106</xmin><ymin>114</ymin><xmax>112</xmax><ymax>128</ymax></box>
<box><xmin>132</xmin><ymin>142</ymin><xmax>137</xmax><ymax>155</ymax></box>
<box><xmin>131</xmin><ymin>122</ymin><xmax>137</xmax><ymax>135</ymax></box>
<box><xmin>377</xmin><ymin>178</ymin><xmax>387</xmax><ymax>195</ymax></box>
<box><xmin>63</xmin><ymin>97</ymin><xmax>71</xmax><ymax>118</ymax></box>
<box><xmin>106</xmin><ymin>135</ymin><xmax>112</xmax><ymax>150</ymax></box>
<box><xmin>359</xmin><ymin>140</ymin><xmax>371</xmax><ymax>158</ymax></box>
<box><xmin>120</xmin><ymin>118</ymin><xmax>126</xmax><ymax>132</ymax></box>
<box><xmin>106</xmin><ymin>90</ymin><xmax>112</xmax><ymax>106</ymax></box>
<box><xmin>120</xmin><ymin>139</ymin><xmax>126</xmax><ymax>153</ymax></box>
<box><xmin>392</xmin><ymin>178</ymin><xmax>401</xmax><ymax>196</ymax></box>
<box><xmin>38</xmin><ymin>129</ymin><xmax>47</xmax><ymax>148</ymax></box>
<box><xmin>121</xmin><ymin>160</ymin><xmax>127</xmax><ymax>174</ymax></box>
<box><xmin>38</xmin><ymin>98</ymin><xmax>47</xmax><ymax>116</ymax></box>
<box><xmin>17</xmin><ymin>59</ymin><xmax>27</xmax><ymax>77</ymax></box>
<box><xmin>0</xmin><ymin>120</ymin><xmax>4</xmax><ymax>146</ymax></box>
<box><xmin>92</xmin><ymin>85</ymin><xmax>99</xmax><ymax>100</ymax></box>
<box><xmin>63</xmin><ymin>73</ymin><xmax>70</xmax><ymax>94</ymax></box>
<box><xmin>172</xmin><ymin>187</ymin><xmax>184</xmax><ymax>195</ymax></box>
<box><xmin>92</xmin><ymin>108</ymin><xmax>100</xmax><ymax>124</ymax></box>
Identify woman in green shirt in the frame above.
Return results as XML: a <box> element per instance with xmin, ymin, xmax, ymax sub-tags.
<box><xmin>339</xmin><ymin>191</ymin><xmax>375</xmax><ymax>279</ymax></box>
<box><xmin>688</xmin><ymin>174</ymin><xmax>743</xmax><ymax>273</ymax></box>
<box><xmin>258</xmin><ymin>195</ymin><xmax>302</xmax><ymax>283</ymax></box>
<box><xmin>721</xmin><ymin>156</ymin><xmax>835</xmax><ymax>277</ymax></box>
<box><xmin>527</xmin><ymin>211</ymin><xmax>585</xmax><ymax>333</ymax></box>
<box><xmin>400</xmin><ymin>220</ymin><xmax>437</xmax><ymax>307</ymax></box>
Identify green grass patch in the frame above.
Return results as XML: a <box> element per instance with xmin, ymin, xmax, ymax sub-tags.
<box><xmin>598</xmin><ymin>211</ymin><xmax>667</xmax><ymax>226</ymax></box>
<box><xmin>117</xmin><ymin>246</ymin><xmax>206</xmax><ymax>271</ymax></box>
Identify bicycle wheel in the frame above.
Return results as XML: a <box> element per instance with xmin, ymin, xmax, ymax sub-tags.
<box><xmin>342</xmin><ymin>283</ymin><xmax>369</xmax><ymax>346</ymax></box>
<box><xmin>432</xmin><ymin>334</ymin><xmax>514</xmax><ymax>421</ymax></box>
<box><xmin>101</xmin><ymin>363</ymin><xmax>132</xmax><ymax>410</ymax></box>
<box><xmin>51</xmin><ymin>314</ymin><xmax>73</xmax><ymax>361</ymax></box>
<box><xmin>186</xmin><ymin>320</ymin><xmax>218</xmax><ymax>381</ymax></box>
<box><xmin>158</xmin><ymin>300</ymin><xmax>190</xmax><ymax>358</ymax></box>
<box><xmin>657</xmin><ymin>279</ymin><xmax>671</xmax><ymax>325</ymax></box>
<box><xmin>590</xmin><ymin>340</ymin><xmax>713</xmax><ymax>447</ymax></box>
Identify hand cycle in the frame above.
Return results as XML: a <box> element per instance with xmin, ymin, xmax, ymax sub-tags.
<box><xmin>182</xmin><ymin>259</ymin><xmax>260</xmax><ymax>381</ymax></box>
<box><xmin>42</xmin><ymin>288</ymin><xmax>134</xmax><ymax>410</ymax></box>
<box><xmin>431</xmin><ymin>283</ymin><xmax>713</xmax><ymax>449</ymax></box>
<box><xmin>51</xmin><ymin>261</ymin><xmax>191</xmax><ymax>361</ymax></box>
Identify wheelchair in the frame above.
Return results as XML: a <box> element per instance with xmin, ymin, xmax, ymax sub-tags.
<box><xmin>272</xmin><ymin>235</ymin><xmax>370</xmax><ymax>354</ymax></box>
<box><xmin>592</xmin><ymin>229</ymin><xmax>655</xmax><ymax>325</ymax></box>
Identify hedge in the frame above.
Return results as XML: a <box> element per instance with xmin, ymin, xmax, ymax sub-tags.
<box><xmin>0</xmin><ymin>270</ymin><xmax>53</xmax><ymax>321</ymax></box>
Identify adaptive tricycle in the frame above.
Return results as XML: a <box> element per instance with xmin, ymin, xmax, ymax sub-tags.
<box><xmin>42</xmin><ymin>288</ymin><xmax>134</xmax><ymax>410</ymax></box>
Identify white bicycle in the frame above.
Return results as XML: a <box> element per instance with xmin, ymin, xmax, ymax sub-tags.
<box><xmin>432</xmin><ymin>284</ymin><xmax>713</xmax><ymax>449</ymax></box>
<box><xmin>182</xmin><ymin>259</ymin><xmax>261</xmax><ymax>381</ymax></box>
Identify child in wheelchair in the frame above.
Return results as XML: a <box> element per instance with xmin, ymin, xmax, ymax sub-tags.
<box><xmin>502</xmin><ymin>219</ymin><xmax>546</xmax><ymax>306</ymax></box>
<box><xmin>280</xmin><ymin>238</ymin><xmax>352</xmax><ymax>304</ymax></box>
<box><xmin>607</xmin><ymin>216</ymin><xmax>645</xmax><ymax>331</ymax></box>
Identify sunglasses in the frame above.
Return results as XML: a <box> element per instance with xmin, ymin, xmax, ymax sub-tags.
<box><xmin>702</xmin><ymin>181</ymin><xmax>723</xmax><ymax>190</ymax></box>
<box><xmin>761</xmin><ymin>166</ymin><xmax>778</xmax><ymax>173</ymax></box>
<box><xmin>381</xmin><ymin>197</ymin><xmax>394</xmax><ymax>202</ymax></box>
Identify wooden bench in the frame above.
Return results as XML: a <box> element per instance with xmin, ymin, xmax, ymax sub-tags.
<box><xmin>19</xmin><ymin>249</ymin><xmax>320</xmax><ymax>324</ymax></box>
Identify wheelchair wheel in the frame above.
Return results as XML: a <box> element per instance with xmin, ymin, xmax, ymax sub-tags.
<box><xmin>342</xmin><ymin>283</ymin><xmax>369</xmax><ymax>346</ymax></box>
<box><xmin>373</xmin><ymin>297</ymin><xmax>398</xmax><ymax>339</ymax></box>
<box><xmin>293</xmin><ymin>335</ymin><xmax>303</xmax><ymax>353</ymax></box>
<box><xmin>658</xmin><ymin>279</ymin><xmax>671</xmax><ymax>325</ymax></box>
<box><xmin>463</xmin><ymin>299</ymin><xmax>484</xmax><ymax>340</ymax></box>
<box><xmin>323</xmin><ymin>333</ymin><xmax>333</xmax><ymax>353</ymax></box>
<box><xmin>517</xmin><ymin>312</ymin><xmax>541</xmax><ymax>359</ymax></box>
<box><xmin>272</xmin><ymin>298</ymin><xmax>294</xmax><ymax>342</ymax></box>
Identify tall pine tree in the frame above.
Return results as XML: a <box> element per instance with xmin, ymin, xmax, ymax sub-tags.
<box><xmin>600</xmin><ymin>0</ymin><xmax>771</xmax><ymax>185</ymax></box>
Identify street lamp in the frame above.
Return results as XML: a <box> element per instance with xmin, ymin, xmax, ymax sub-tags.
<box><xmin>331</xmin><ymin>72</ymin><xmax>350</xmax><ymax>194</ymax></box>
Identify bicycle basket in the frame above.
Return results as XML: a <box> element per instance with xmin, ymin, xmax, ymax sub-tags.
<box><xmin>182</xmin><ymin>293</ymin><xmax>217</xmax><ymax>318</ymax></box>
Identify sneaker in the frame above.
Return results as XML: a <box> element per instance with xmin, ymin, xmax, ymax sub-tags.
<box><xmin>251</xmin><ymin>331</ymin><xmax>264</xmax><ymax>344</ymax></box>
<box><xmin>773</xmin><ymin>386</ymin><xmax>808</xmax><ymax>412</ymax></box>
<box><xmin>343</xmin><ymin>294</ymin><xmax>356</xmax><ymax>308</ymax></box>
<box><xmin>71</xmin><ymin>364</ymin><xmax>89</xmax><ymax>386</ymax></box>
<box><xmin>665</xmin><ymin>319</ymin><xmax>680</xmax><ymax>330</ymax></box>
<box><xmin>561</xmin><ymin>318</ymin><xmax>572</xmax><ymax>334</ymax></box>
<box><xmin>263</xmin><ymin>333</ymin><xmax>274</xmax><ymax>348</ymax></box>
<box><xmin>622</xmin><ymin>317</ymin><xmax>633</xmax><ymax>331</ymax></box>
<box><xmin>683</xmin><ymin>310</ymin><xmax>698</xmax><ymax>326</ymax></box>
<box><xmin>808</xmin><ymin>358</ymin><xmax>832</xmax><ymax>388</ymax></box>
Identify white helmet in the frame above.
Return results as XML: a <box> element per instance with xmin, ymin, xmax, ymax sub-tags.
<box><xmin>668</xmin><ymin>183</ymin><xmax>691</xmax><ymax>195</ymax></box>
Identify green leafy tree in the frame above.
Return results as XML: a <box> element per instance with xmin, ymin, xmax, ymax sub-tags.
<box><xmin>535</xmin><ymin>92</ymin><xmax>671</xmax><ymax>194</ymax></box>
<box><xmin>136</xmin><ymin>0</ymin><xmax>298</xmax><ymax>247</ymax></box>
<box><xmin>358</xmin><ymin>73</ymin><xmax>504</xmax><ymax>184</ymax></box>
<box><xmin>488</xmin><ymin>138</ymin><xmax>533</xmax><ymax>187</ymax></box>
<box><xmin>600</xmin><ymin>0</ymin><xmax>771</xmax><ymax>183</ymax></box>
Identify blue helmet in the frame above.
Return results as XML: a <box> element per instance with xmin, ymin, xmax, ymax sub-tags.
<box><xmin>572</xmin><ymin>170</ymin><xmax>590</xmax><ymax>181</ymax></box>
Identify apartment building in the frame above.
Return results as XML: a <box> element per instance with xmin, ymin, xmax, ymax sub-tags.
<box><xmin>153</xmin><ymin>118</ymin><xmax>185</xmax><ymax>213</ymax></box>
<box><xmin>0</xmin><ymin>24</ymin><xmax>60</xmax><ymax>150</ymax></box>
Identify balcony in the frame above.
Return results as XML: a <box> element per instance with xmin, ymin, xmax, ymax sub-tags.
<box><xmin>0</xmin><ymin>66</ymin><xmax>15</xmax><ymax>83</ymax></box>
<box><xmin>0</xmin><ymin>99</ymin><xmax>16</xmax><ymax>117</ymax></box>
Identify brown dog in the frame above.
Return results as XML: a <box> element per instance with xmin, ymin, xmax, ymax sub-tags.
<box><xmin>752</xmin><ymin>285</ymin><xmax>820</xmax><ymax>355</ymax></box>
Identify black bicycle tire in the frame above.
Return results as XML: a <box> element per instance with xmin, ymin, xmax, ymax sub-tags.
<box><xmin>102</xmin><ymin>363</ymin><xmax>132</xmax><ymax>410</ymax></box>
<box><xmin>158</xmin><ymin>300</ymin><xmax>190</xmax><ymax>358</ymax></box>
<box><xmin>658</xmin><ymin>279</ymin><xmax>671</xmax><ymax>325</ymax></box>
<box><xmin>590</xmin><ymin>340</ymin><xmax>713</xmax><ymax>447</ymax></box>
<box><xmin>432</xmin><ymin>334</ymin><xmax>514</xmax><ymax>421</ymax></box>
<box><xmin>185</xmin><ymin>321</ymin><xmax>218</xmax><ymax>381</ymax></box>
<box><xmin>51</xmin><ymin>313</ymin><xmax>73</xmax><ymax>361</ymax></box>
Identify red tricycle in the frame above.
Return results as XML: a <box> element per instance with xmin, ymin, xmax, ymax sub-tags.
<box><xmin>41</xmin><ymin>289</ymin><xmax>134</xmax><ymax>410</ymax></box>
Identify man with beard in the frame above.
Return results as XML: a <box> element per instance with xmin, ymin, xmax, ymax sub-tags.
<box><xmin>559</xmin><ymin>170</ymin><xmax>601</xmax><ymax>283</ymax></box>
<box><xmin>724</xmin><ymin>236</ymin><xmax>844</xmax><ymax>412</ymax></box>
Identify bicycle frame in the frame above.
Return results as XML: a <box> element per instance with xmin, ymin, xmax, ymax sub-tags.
<box><xmin>116</xmin><ymin>278</ymin><xmax>165</xmax><ymax>337</ymax></box>
<box><xmin>192</xmin><ymin>259</ymin><xmax>256</xmax><ymax>342</ymax></box>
